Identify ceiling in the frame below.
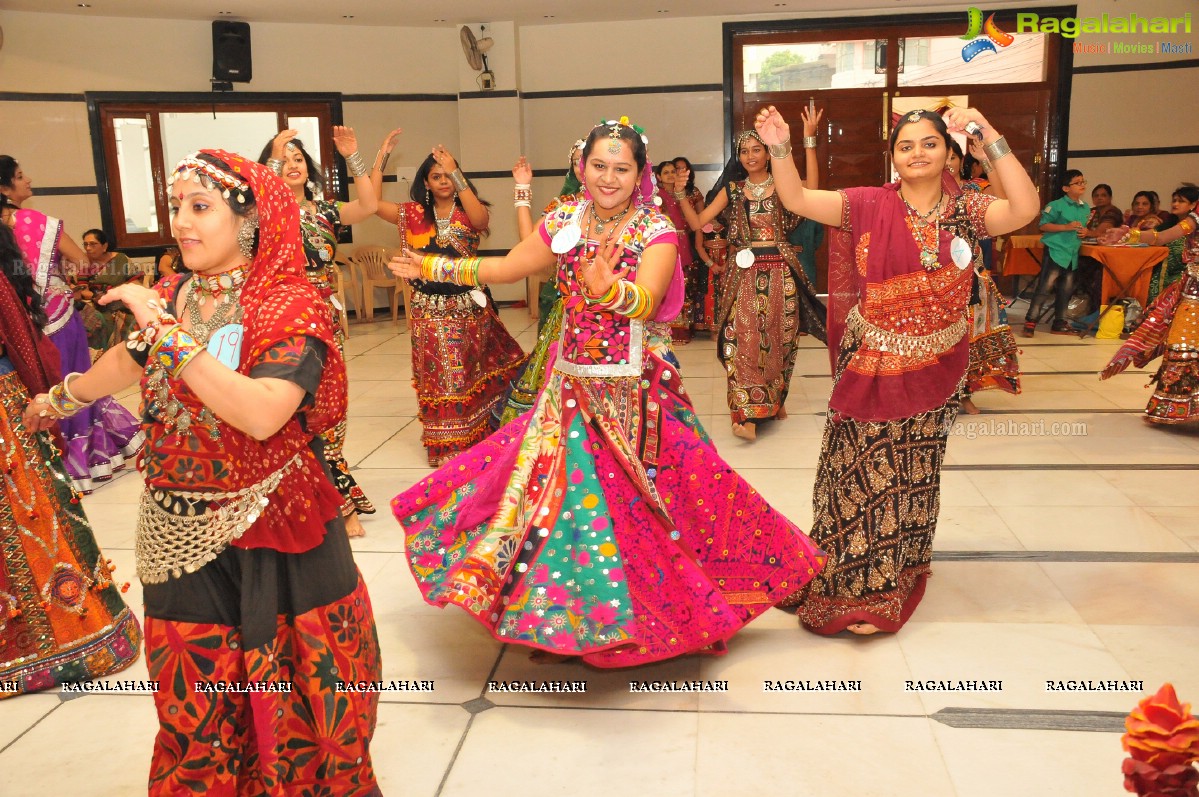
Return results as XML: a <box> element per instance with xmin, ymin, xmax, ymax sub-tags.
<box><xmin>5</xmin><ymin>0</ymin><xmax>970</xmax><ymax>27</ymax></box>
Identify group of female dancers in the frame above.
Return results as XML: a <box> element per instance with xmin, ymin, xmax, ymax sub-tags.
<box><xmin>28</xmin><ymin>98</ymin><xmax>1193</xmax><ymax>792</ymax></box>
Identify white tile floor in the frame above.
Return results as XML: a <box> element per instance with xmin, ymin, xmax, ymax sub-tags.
<box><xmin>3</xmin><ymin>305</ymin><xmax>1196</xmax><ymax>797</ymax></box>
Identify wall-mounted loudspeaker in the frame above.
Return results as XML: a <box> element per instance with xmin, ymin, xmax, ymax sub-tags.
<box><xmin>212</xmin><ymin>21</ymin><xmax>252</xmax><ymax>83</ymax></box>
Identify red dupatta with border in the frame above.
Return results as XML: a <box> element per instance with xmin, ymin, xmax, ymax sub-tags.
<box><xmin>825</xmin><ymin>174</ymin><xmax>992</xmax><ymax>421</ymax></box>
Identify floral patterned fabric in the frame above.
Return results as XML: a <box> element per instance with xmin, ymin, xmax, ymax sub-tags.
<box><xmin>145</xmin><ymin>575</ymin><xmax>380</xmax><ymax>795</ymax></box>
<box><xmin>393</xmin><ymin>206</ymin><xmax>824</xmax><ymax>666</ymax></box>
<box><xmin>0</xmin><ymin>367</ymin><xmax>142</xmax><ymax>698</ymax></box>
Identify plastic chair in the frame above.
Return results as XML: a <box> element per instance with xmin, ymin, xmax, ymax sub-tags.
<box><xmin>351</xmin><ymin>245</ymin><xmax>402</xmax><ymax>325</ymax></box>
<box><xmin>331</xmin><ymin>263</ymin><xmax>351</xmax><ymax>338</ymax></box>
<box><xmin>388</xmin><ymin>251</ymin><xmax>414</xmax><ymax>333</ymax></box>
<box><xmin>332</xmin><ymin>252</ymin><xmax>360</xmax><ymax>320</ymax></box>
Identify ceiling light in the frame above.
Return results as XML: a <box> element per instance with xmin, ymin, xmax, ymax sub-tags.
<box><xmin>433</xmin><ymin>18</ymin><xmax>446</xmax><ymax>22</ymax></box>
<box><xmin>657</xmin><ymin>9</ymin><xmax>671</xmax><ymax>13</ymax></box>
<box><xmin>218</xmin><ymin>10</ymin><xmax>234</xmax><ymax>14</ymax></box>
<box><xmin>543</xmin><ymin>14</ymin><xmax>554</xmax><ymax>18</ymax></box>
<box><xmin>77</xmin><ymin>2</ymin><xmax>91</xmax><ymax>6</ymax></box>
<box><xmin>342</xmin><ymin>14</ymin><xmax>354</xmax><ymax>18</ymax></box>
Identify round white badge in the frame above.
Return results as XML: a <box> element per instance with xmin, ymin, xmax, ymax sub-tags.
<box><xmin>551</xmin><ymin>224</ymin><xmax>582</xmax><ymax>254</ymax></box>
<box><xmin>470</xmin><ymin>289</ymin><xmax>488</xmax><ymax>308</ymax></box>
<box><xmin>949</xmin><ymin>236</ymin><xmax>973</xmax><ymax>270</ymax></box>
<box><xmin>735</xmin><ymin>248</ymin><xmax>756</xmax><ymax>269</ymax></box>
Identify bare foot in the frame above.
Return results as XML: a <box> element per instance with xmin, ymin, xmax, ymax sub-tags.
<box><xmin>961</xmin><ymin>397</ymin><xmax>981</xmax><ymax>415</ymax></box>
<box><xmin>529</xmin><ymin>650</ymin><xmax>575</xmax><ymax>664</ymax></box>
<box><xmin>732</xmin><ymin>422</ymin><xmax>757</xmax><ymax>441</ymax></box>
<box><xmin>847</xmin><ymin>622</ymin><xmax>880</xmax><ymax>635</ymax></box>
<box><xmin>344</xmin><ymin>512</ymin><xmax>366</xmax><ymax>538</ymax></box>
<box><xmin>776</xmin><ymin>407</ymin><xmax>788</xmax><ymax>421</ymax></box>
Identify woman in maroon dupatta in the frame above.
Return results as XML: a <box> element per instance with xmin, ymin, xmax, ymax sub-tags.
<box><xmin>24</xmin><ymin>151</ymin><xmax>381</xmax><ymax>793</ymax></box>
<box><xmin>0</xmin><ymin>222</ymin><xmax>142</xmax><ymax>698</ymax></box>
<box><xmin>754</xmin><ymin>106</ymin><xmax>1041</xmax><ymax>635</ymax></box>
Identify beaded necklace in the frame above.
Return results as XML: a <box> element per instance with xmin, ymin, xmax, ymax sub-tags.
<box><xmin>900</xmin><ymin>191</ymin><xmax>945</xmax><ymax>271</ymax></box>
<box><xmin>191</xmin><ymin>264</ymin><xmax>248</xmax><ymax>308</ymax></box>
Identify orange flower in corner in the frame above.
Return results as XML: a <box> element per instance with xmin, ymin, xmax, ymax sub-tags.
<box><xmin>1122</xmin><ymin>683</ymin><xmax>1199</xmax><ymax>796</ymax></box>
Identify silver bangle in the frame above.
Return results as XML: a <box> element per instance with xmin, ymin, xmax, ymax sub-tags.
<box><xmin>449</xmin><ymin>169</ymin><xmax>469</xmax><ymax>193</ymax></box>
<box><xmin>983</xmin><ymin>136</ymin><xmax>1012</xmax><ymax>162</ymax></box>
<box><xmin>373</xmin><ymin>150</ymin><xmax>391</xmax><ymax>173</ymax></box>
<box><xmin>768</xmin><ymin>139</ymin><xmax>792</xmax><ymax>159</ymax></box>
<box><xmin>980</xmin><ymin>158</ymin><xmax>993</xmax><ymax>174</ymax></box>
<box><xmin>345</xmin><ymin>151</ymin><xmax>368</xmax><ymax>178</ymax></box>
<box><xmin>803</xmin><ymin>135</ymin><xmax>818</xmax><ymax>149</ymax></box>
<box><xmin>266</xmin><ymin>158</ymin><xmax>285</xmax><ymax>175</ymax></box>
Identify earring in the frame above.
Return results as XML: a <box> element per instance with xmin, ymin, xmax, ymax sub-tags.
<box><xmin>237</xmin><ymin>218</ymin><xmax>258</xmax><ymax>261</ymax></box>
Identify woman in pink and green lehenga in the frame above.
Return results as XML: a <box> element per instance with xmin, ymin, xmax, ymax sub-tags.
<box><xmin>387</xmin><ymin>120</ymin><xmax>824</xmax><ymax>667</ymax></box>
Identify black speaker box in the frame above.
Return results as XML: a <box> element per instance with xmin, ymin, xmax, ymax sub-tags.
<box><xmin>212</xmin><ymin>21</ymin><xmax>252</xmax><ymax>83</ymax></box>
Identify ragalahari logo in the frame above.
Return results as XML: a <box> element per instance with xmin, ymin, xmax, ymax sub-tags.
<box><xmin>960</xmin><ymin>7</ymin><xmax>1015</xmax><ymax>62</ymax></box>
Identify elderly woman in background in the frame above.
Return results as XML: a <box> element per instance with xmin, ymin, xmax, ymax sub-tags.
<box><xmin>77</xmin><ymin>228</ymin><xmax>138</xmax><ymax>351</ymax></box>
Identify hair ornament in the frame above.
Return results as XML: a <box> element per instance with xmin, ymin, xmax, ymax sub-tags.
<box><xmin>907</xmin><ymin>110</ymin><xmax>923</xmax><ymax>123</ymax></box>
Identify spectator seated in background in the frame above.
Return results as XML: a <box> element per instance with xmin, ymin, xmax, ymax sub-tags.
<box><xmin>1085</xmin><ymin>183</ymin><xmax>1124</xmax><ymax>238</ymax></box>
<box><xmin>1125</xmin><ymin>190</ymin><xmax>1172</xmax><ymax>232</ymax></box>
<box><xmin>157</xmin><ymin>245</ymin><xmax>187</xmax><ymax>279</ymax></box>
<box><xmin>75</xmin><ymin>228</ymin><xmax>137</xmax><ymax>351</ymax></box>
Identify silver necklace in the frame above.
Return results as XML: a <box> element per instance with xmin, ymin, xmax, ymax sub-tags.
<box><xmin>745</xmin><ymin>174</ymin><xmax>774</xmax><ymax>200</ymax></box>
<box><xmin>591</xmin><ymin>203</ymin><xmax>631</xmax><ymax>235</ymax></box>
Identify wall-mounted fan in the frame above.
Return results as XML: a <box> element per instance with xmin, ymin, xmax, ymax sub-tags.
<box><xmin>459</xmin><ymin>25</ymin><xmax>496</xmax><ymax>91</ymax></box>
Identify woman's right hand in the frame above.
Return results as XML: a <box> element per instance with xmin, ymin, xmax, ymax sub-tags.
<box><xmin>512</xmin><ymin>156</ymin><xmax>533</xmax><ymax>184</ymax></box>
<box><xmin>23</xmin><ymin>393</ymin><xmax>60</xmax><ymax>431</ymax></box>
<box><xmin>388</xmin><ymin>251</ymin><xmax>421</xmax><ymax>280</ymax></box>
<box><xmin>270</xmin><ymin>129</ymin><xmax>299</xmax><ymax>160</ymax></box>
<box><xmin>674</xmin><ymin>164</ymin><xmax>691</xmax><ymax>193</ymax></box>
<box><xmin>1100</xmin><ymin>225</ymin><xmax>1129</xmax><ymax>245</ymax></box>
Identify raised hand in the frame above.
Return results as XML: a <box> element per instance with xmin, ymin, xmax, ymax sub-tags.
<box><xmin>379</xmin><ymin>127</ymin><xmax>403</xmax><ymax>154</ymax></box>
<box><xmin>674</xmin><ymin>164</ymin><xmax>691</xmax><ymax>193</ymax></box>
<box><xmin>512</xmin><ymin>156</ymin><xmax>533</xmax><ymax>184</ymax></box>
<box><xmin>578</xmin><ymin>239</ymin><xmax>628</xmax><ymax>298</ymax></box>
<box><xmin>800</xmin><ymin>105</ymin><xmax>824</xmax><ymax>137</ymax></box>
<box><xmin>943</xmin><ymin>107</ymin><xmax>994</xmax><ymax>140</ymax></box>
<box><xmin>270</xmin><ymin>129</ymin><xmax>300</xmax><ymax>160</ymax></box>
<box><xmin>754</xmin><ymin>106</ymin><xmax>791</xmax><ymax>146</ymax></box>
<box><xmin>331</xmin><ymin>125</ymin><xmax>359</xmax><ymax>158</ymax></box>
<box><xmin>431</xmin><ymin>145</ymin><xmax>459</xmax><ymax>174</ymax></box>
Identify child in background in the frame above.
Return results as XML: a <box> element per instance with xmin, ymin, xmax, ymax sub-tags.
<box><xmin>1024</xmin><ymin>169</ymin><xmax>1090</xmax><ymax>337</ymax></box>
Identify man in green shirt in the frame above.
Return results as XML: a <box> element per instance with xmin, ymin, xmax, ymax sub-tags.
<box><xmin>1023</xmin><ymin>169</ymin><xmax>1090</xmax><ymax>337</ymax></box>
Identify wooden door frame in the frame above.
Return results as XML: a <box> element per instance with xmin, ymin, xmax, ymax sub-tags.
<box><xmin>86</xmin><ymin>92</ymin><xmax>343</xmax><ymax>255</ymax></box>
<box><xmin>722</xmin><ymin>7</ymin><xmax>1077</xmax><ymax>198</ymax></box>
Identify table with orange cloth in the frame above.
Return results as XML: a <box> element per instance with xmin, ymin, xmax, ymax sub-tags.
<box><xmin>1002</xmin><ymin>234</ymin><xmax>1168</xmax><ymax>307</ymax></box>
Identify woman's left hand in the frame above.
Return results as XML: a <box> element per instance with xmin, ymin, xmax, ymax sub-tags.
<box><xmin>431</xmin><ymin>145</ymin><xmax>459</xmax><ymax>174</ymax></box>
<box><xmin>98</xmin><ymin>283</ymin><xmax>164</xmax><ymax>329</ymax></box>
<box><xmin>512</xmin><ymin>156</ymin><xmax>533</xmax><ymax>184</ymax></box>
<box><xmin>800</xmin><ymin>106</ymin><xmax>824</xmax><ymax>137</ymax></box>
<box><xmin>754</xmin><ymin>106</ymin><xmax>791</xmax><ymax>146</ymax></box>
<box><xmin>332</xmin><ymin>125</ymin><xmax>359</xmax><ymax>158</ymax></box>
<box><xmin>578</xmin><ymin>239</ymin><xmax>628</xmax><ymax>298</ymax></box>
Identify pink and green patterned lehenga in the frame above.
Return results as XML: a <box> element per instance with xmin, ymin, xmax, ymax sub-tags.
<box><xmin>392</xmin><ymin>200</ymin><xmax>825</xmax><ymax>667</ymax></box>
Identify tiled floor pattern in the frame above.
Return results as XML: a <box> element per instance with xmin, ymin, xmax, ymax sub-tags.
<box><xmin>2</xmin><ymin>306</ymin><xmax>1195</xmax><ymax>796</ymax></box>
